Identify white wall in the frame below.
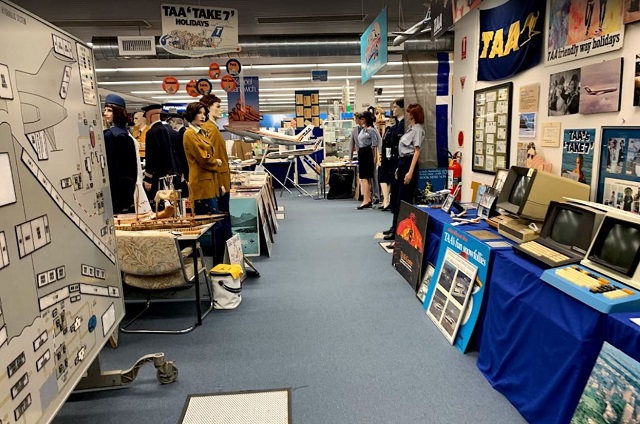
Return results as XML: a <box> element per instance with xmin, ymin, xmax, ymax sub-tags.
<box><xmin>451</xmin><ymin>0</ymin><xmax>640</xmax><ymax>201</ymax></box>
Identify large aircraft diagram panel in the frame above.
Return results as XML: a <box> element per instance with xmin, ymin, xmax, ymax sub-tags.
<box><xmin>0</xmin><ymin>2</ymin><xmax>124</xmax><ymax>423</ymax></box>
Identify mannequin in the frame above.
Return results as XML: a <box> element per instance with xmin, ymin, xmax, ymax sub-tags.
<box><xmin>131</xmin><ymin>111</ymin><xmax>148</xmax><ymax>151</ymax></box>
<box><xmin>201</xmin><ymin>94</ymin><xmax>232</xmax><ymax>261</ymax></box>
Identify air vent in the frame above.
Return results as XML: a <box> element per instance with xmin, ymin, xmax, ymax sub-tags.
<box><xmin>117</xmin><ymin>36</ymin><xmax>156</xmax><ymax>56</ymax></box>
<box><xmin>256</xmin><ymin>14</ymin><xmax>366</xmax><ymax>24</ymax></box>
<box><xmin>51</xmin><ymin>19</ymin><xmax>152</xmax><ymax>28</ymax></box>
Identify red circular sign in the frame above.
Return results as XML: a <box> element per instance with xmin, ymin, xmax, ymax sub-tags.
<box><xmin>186</xmin><ymin>79</ymin><xmax>199</xmax><ymax>97</ymax></box>
<box><xmin>220</xmin><ymin>75</ymin><xmax>237</xmax><ymax>93</ymax></box>
<box><xmin>162</xmin><ymin>76</ymin><xmax>180</xmax><ymax>94</ymax></box>
<box><xmin>208</xmin><ymin>63</ymin><xmax>221</xmax><ymax>79</ymax></box>
<box><xmin>457</xmin><ymin>131</ymin><xmax>464</xmax><ymax>147</ymax></box>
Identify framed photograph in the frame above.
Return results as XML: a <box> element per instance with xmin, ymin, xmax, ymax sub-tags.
<box><xmin>579</xmin><ymin>58</ymin><xmax>623</xmax><ymax>115</ymax></box>
<box><xmin>441</xmin><ymin>194</ymin><xmax>455</xmax><ymax>214</ymax></box>
<box><xmin>492</xmin><ymin>168</ymin><xmax>509</xmax><ymax>193</ymax></box>
<box><xmin>596</xmin><ymin>127</ymin><xmax>640</xmax><ymax>204</ymax></box>
<box><xmin>473</xmin><ymin>82</ymin><xmax>512</xmax><ymax>174</ymax></box>
<box><xmin>416</xmin><ymin>263</ymin><xmax>436</xmax><ymax>304</ymax></box>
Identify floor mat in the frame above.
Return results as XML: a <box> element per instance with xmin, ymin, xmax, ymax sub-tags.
<box><xmin>178</xmin><ymin>389</ymin><xmax>291</xmax><ymax>424</ymax></box>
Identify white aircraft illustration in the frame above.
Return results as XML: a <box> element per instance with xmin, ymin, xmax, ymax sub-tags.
<box><xmin>392</xmin><ymin>9</ymin><xmax>431</xmax><ymax>47</ymax></box>
<box><xmin>584</xmin><ymin>86</ymin><xmax>618</xmax><ymax>95</ymax></box>
<box><xmin>224</xmin><ymin>124</ymin><xmax>316</xmax><ymax>146</ymax></box>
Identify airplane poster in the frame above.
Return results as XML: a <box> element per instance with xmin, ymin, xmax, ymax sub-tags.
<box><xmin>361</xmin><ymin>7</ymin><xmax>387</xmax><ymax>83</ymax></box>
<box><xmin>579</xmin><ymin>58</ymin><xmax>623</xmax><ymax>114</ymax></box>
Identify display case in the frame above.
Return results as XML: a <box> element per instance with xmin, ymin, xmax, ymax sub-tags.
<box><xmin>322</xmin><ymin>119</ymin><xmax>354</xmax><ymax>159</ymax></box>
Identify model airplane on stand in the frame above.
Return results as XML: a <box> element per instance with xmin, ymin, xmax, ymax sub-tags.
<box><xmin>392</xmin><ymin>8</ymin><xmax>431</xmax><ymax>46</ymax></box>
<box><xmin>224</xmin><ymin>124</ymin><xmax>316</xmax><ymax>145</ymax></box>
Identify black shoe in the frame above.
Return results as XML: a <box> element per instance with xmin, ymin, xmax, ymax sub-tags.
<box><xmin>381</xmin><ymin>204</ymin><xmax>392</xmax><ymax>211</ymax></box>
<box><xmin>383</xmin><ymin>227</ymin><xmax>394</xmax><ymax>236</ymax></box>
<box><xmin>383</xmin><ymin>232</ymin><xmax>395</xmax><ymax>240</ymax></box>
<box><xmin>387</xmin><ymin>242</ymin><xmax>395</xmax><ymax>249</ymax></box>
<box><xmin>356</xmin><ymin>202</ymin><xmax>372</xmax><ymax>210</ymax></box>
<box><xmin>373</xmin><ymin>199</ymin><xmax>381</xmax><ymax>205</ymax></box>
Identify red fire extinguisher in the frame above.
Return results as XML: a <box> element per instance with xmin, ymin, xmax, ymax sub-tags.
<box><xmin>448</xmin><ymin>151</ymin><xmax>462</xmax><ymax>201</ymax></box>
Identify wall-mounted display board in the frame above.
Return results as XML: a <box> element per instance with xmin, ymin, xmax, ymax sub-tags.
<box><xmin>0</xmin><ymin>1</ymin><xmax>125</xmax><ymax>423</ymax></box>
<box><xmin>472</xmin><ymin>82</ymin><xmax>512</xmax><ymax>174</ymax></box>
<box><xmin>597</xmin><ymin>127</ymin><xmax>640</xmax><ymax>206</ymax></box>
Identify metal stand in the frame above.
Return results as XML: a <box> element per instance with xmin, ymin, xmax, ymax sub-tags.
<box><xmin>73</xmin><ymin>352</ymin><xmax>178</xmax><ymax>392</ymax></box>
<box><xmin>282</xmin><ymin>156</ymin><xmax>313</xmax><ymax>198</ymax></box>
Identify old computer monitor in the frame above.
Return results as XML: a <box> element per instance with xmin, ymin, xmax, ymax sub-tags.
<box><xmin>514</xmin><ymin>201</ymin><xmax>606</xmax><ymax>267</ymax></box>
<box><xmin>581</xmin><ymin>211</ymin><xmax>640</xmax><ymax>291</ymax></box>
<box><xmin>496</xmin><ymin>166</ymin><xmax>590</xmax><ymax>221</ymax></box>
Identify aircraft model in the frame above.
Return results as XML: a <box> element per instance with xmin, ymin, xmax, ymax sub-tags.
<box><xmin>584</xmin><ymin>86</ymin><xmax>618</xmax><ymax>95</ymax></box>
<box><xmin>392</xmin><ymin>9</ymin><xmax>431</xmax><ymax>47</ymax></box>
<box><xmin>224</xmin><ymin>124</ymin><xmax>316</xmax><ymax>145</ymax></box>
<box><xmin>265</xmin><ymin>139</ymin><xmax>324</xmax><ymax>160</ymax></box>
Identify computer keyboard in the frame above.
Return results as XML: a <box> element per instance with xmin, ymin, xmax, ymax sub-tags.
<box><xmin>541</xmin><ymin>265</ymin><xmax>640</xmax><ymax>313</ymax></box>
<box><xmin>519</xmin><ymin>241</ymin><xmax>570</xmax><ymax>263</ymax></box>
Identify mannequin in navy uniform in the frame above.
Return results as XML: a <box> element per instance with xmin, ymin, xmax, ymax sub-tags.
<box><xmin>102</xmin><ymin>94</ymin><xmax>139</xmax><ymax>214</ymax></box>
<box><xmin>142</xmin><ymin>104</ymin><xmax>185</xmax><ymax>203</ymax></box>
<box><xmin>382</xmin><ymin>98</ymin><xmax>405</xmax><ymax>239</ymax></box>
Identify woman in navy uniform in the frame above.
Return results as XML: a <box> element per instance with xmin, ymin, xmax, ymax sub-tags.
<box><xmin>379</xmin><ymin>98</ymin><xmax>405</xmax><ymax>217</ymax></box>
<box><xmin>356</xmin><ymin>111</ymin><xmax>381</xmax><ymax>209</ymax></box>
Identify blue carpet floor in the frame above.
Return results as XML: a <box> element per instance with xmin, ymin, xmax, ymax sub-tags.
<box><xmin>53</xmin><ymin>194</ymin><xmax>526</xmax><ymax>424</ymax></box>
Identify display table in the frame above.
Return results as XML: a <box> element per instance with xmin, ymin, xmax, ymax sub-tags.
<box><xmin>319</xmin><ymin>162</ymin><xmax>358</xmax><ymax>199</ymax></box>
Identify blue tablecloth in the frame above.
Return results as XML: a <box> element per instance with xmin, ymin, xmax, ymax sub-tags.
<box><xmin>423</xmin><ymin>208</ymin><xmax>640</xmax><ymax>424</ymax></box>
<box><xmin>605</xmin><ymin>312</ymin><xmax>640</xmax><ymax>362</ymax></box>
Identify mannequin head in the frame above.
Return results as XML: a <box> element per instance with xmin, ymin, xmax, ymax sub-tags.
<box><xmin>142</xmin><ymin>104</ymin><xmax>163</xmax><ymax>124</ymax></box>
<box><xmin>200</xmin><ymin>94</ymin><xmax>223</xmax><ymax>121</ymax></box>
<box><xmin>133</xmin><ymin>111</ymin><xmax>146</xmax><ymax>128</ymax></box>
<box><xmin>392</xmin><ymin>98</ymin><xmax>405</xmax><ymax>119</ymax></box>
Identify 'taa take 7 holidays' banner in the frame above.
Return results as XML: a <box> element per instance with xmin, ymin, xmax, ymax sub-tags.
<box><xmin>160</xmin><ymin>3</ymin><xmax>240</xmax><ymax>57</ymax></box>
<box><xmin>423</xmin><ymin>223</ymin><xmax>491</xmax><ymax>353</ymax></box>
<box><xmin>546</xmin><ymin>0</ymin><xmax>624</xmax><ymax>65</ymax></box>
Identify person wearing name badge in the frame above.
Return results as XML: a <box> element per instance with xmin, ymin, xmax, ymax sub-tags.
<box><xmin>356</xmin><ymin>111</ymin><xmax>381</xmax><ymax>209</ymax></box>
<box><xmin>183</xmin><ymin>102</ymin><xmax>221</xmax><ymax>215</ymax></box>
<box><xmin>386</xmin><ymin>103</ymin><xmax>424</xmax><ymax>244</ymax></box>
<box><xmin>103</xmin><ymin>94</ymin><xmax>143</xmax><ymax>214</ymax></box>
<box><xmin>380</xmin><ymin>98</ymin><xmax>405</xmax><ymax>225</ymax></box>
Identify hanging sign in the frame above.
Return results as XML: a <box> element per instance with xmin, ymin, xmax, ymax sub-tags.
<box><xmin>196</xmin><ymin>78</ymin><xmax>212</xmax><ymax>95</ymax></box>
<box><xmin>226</xmin><ymin>58</ymin><xmax>242</xmax><ymax>76</ymax></box>
<box><xmin>208</xmin><ymin>62</ymin><xmax>221</xmax><ymax>79</ymax></box>
<box><xmin>185</xmin><ymin>79</ymin><xmax>199</xmax><ymax>97</ymax></box>
<box><xmin>162</xmin><ymin>76</ymin><xmax>180</xmax><ymax>94</ymax></box>
<box><xmin>220</xmin><ymin>75</ymin><xmax>237</xmax><ymax>93</ymax></box>
<box><xmin>160</xmin><ymin>3</ymin><xmax>241</xmax><ymax>57</ymax></box>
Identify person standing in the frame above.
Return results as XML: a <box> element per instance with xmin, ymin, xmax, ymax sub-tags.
<box><xmin>379</xmin><ymin>98</ymin><xmax>405</xmax><ymax>215</ymax></box>
<box><xmin>347</xmin><ymin>112</ymin><xmax>362</xmax><ymax>162</ymax></box>
<box><xmin>183</xmin><ymin>102</ymin><xmax>221</xmax><ymax>215</ymax></box>
<box><xmin>103</xmin><ymin>94</ymin><xmax>141</xmax><ymax>214</ymax></box>
<box><xmin>141</xmin><ymin>104</ymin><xmax>185</xmax><ymax>205</ymax></box>
<box><xmin>384</xmin><ymin>103</ymin><xmax>424</xmax><ymax>242</ymax></box>
<box><xmin>200</xmin><ymin>94</ymin><xmax>232</xmax><ymax>258</ymax></box>
<box><xmin>356</xmin><ymin>111</ymin><xmax>381</xmax><ymax>209</ymax></box>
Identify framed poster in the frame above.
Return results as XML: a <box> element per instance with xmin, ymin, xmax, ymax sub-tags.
<box><xmin>472</xmin><ymin>82</ymin><xmax>512</xmax><ymax>174</ymax></box>
<box><xmin>596</xmin><ymin>127</ymin><xmax>640</xmax><ymax>204</ymax></box>
<box><xmin>391</xmin><ymin>202</ymin><xmax>429</xmax><ymax>291</ymax></box>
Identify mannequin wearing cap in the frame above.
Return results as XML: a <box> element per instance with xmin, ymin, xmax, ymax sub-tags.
<box><xmin>142</xmin><ymin>104</ymin><xmax>186</xmax><ymax>204</ymax></box>
<box><xmin>200</xmin><ymin>94</ymin><xmax>232</xmax><ymax>254</ymax></box>
<box><xmin>131</xmin><ymin>112</ymin><xmax>148</xmax><ymax>153</ymax></box>
<box><xmin>182</xmin><ymin>101</ymin><xmax>221</xmax><ymax>215</ymax></box>
<box><xmin>103</xmin><ymin>94</ymin><xmax>150</xmax><ymax>214</ymax></box>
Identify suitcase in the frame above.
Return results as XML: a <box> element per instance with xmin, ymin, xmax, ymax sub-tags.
<box><xmin>327</xmin><ymin>169</ymin><xmax>354</xmax><ymax>199</ymax></box>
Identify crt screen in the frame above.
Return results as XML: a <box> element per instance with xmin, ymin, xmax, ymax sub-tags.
<box><xmin>550</xmin><ymin>208</ymin><xmax>582</xmax><ymax>246</ymax></box>
<box><xmin>596</xmin><ymin>223</ymin><xmax>640</xmax><ymax>272</ymax></box>
<box><xmin>508</xmin><ymin>176</ymin><xmax>530</xmax><ymax>206</ymax></box>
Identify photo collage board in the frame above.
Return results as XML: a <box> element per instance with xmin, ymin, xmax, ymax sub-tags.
<box><xmin>597</xmin><ymin>126</ymin><xmax>640</xmax><ymax>214</ymax></box>
<box><xmin>472</xmin><ymin>82</ymin><xmax>513</xmax><ymax>174</ymax></box>
<box><xmin>294</xmin><ymin>90</ymin><xmax>320</xmax><ymax>128</ymax></box>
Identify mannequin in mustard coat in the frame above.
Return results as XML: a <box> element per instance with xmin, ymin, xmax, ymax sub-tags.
<box><xmin>182</xmin><ymin>102</ymin><xmax>221</xmax><ymax>214</ymax></box>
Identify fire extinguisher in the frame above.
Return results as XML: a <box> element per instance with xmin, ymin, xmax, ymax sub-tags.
<box><xmin>448</xmin><ymin>150</ymin><xmax>462</xmax><ymax>201</ymax></box>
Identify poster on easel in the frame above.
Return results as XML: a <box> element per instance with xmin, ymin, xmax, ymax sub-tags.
<box><xmin>571</xmin><ymin>342</ymin><xmax>640</xmax><ymax>423</ymax></box>
<box><xmin>391</xmin><ymin>202</ymin><xmax>429</xmax><ymax>291</ymax></box>
<box><xmin>423</xmin><ymin>224</ymin><xmax>491</xmax><ymax>352</ymax></box>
